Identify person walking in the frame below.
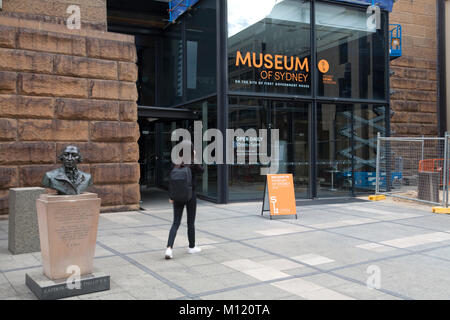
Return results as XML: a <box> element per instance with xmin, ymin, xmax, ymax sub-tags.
<box><xmin>165</xmin><ymin>141</ymin><xmax>204</xmax><ymax>259</ymax></box>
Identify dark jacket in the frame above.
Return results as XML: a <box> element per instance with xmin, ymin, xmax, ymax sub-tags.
<box><xmin>169</xmin><ymin>164</ymin><xmax>204</xmax><ymax>200</ymax></box>
<box><xmin>42</xmin><ymin>167</ymin><xmax>93</xmax><ymax>195</ymax></box>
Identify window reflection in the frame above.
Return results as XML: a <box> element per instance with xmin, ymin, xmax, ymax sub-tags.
<box><xmin>316</xmin><ymin>2</ymin><xmax>387</xmax><ymax>100</ymax></box>
<box><xmin>228</xmin><ymin>0</ymin><xmax>311</xmax><ymax>96</ymax></box>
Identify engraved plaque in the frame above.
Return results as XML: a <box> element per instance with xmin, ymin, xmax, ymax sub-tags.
<box><xmin>36</xmin><ymin>193</ymin><xmax>101</xmax><ymax>280</ymax></box>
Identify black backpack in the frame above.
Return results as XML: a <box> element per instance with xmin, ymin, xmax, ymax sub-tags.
<box><xmin>169</xmin><ymin>166</ymin><xmax>193</xmax><ymax>203</ymax></box>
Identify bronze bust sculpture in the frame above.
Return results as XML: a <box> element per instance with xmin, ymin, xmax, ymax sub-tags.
<box><xmin>42</xmin><ymin>145</ymin><xmax>93</xmax><ymax>195</ymax></box>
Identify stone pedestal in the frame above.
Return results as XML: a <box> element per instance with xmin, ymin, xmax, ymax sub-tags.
<box><xmin>8</xmin><ymin>187</ymin><xmax>45</xmax><ymax>255</ymax></box>
<box><xmin>35</xmin><ymin>193</ymin><xmax>101</xmax><ymax>280</ymax></box>
<box><xmin>26</xmin><ymin>193</ymin><xmax>109</xmax><ymax>299</ymax></box>
<box><xmin>26</xmin><ymin>269</ymin><xmax>110</xmax><ymax>300</ymax></box>
<box><xmin>418</xmin><ymin>172</ymin><xmax>440</xmax><ymax>203</ymax></box>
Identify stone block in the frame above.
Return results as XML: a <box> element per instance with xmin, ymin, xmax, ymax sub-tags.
<box><xmin>90</xmin><ymin>163</ymin><xmax>121</xmax><ymax>184</ymax></box>
<box><xmin>119</xmin><ymin>82</ymin><xmax>138</xmax><ymax>101</ymax></box>
<box><xmin>0</xmin><ymin>48</ymin><xmax>53</xmax><ymax>73</ymax></box>
<box><xmin>8</xmin><ymin>187</ymin><xmax>45</xmax><ymax>254</ymax></box>
<box><xmin>18</xmin><ymin>119</ymin><xmax>89</xmax><ymax>141</ymax></box>
<box><xmin>119</xmin><ymin>101</ymin><xmax>138</xmax><ymax>122</ymax></box>
<box><xmin>54</xmin><ymin>55</ymin><xmax>117</xmax><ymax>80</ymax></box>
<box><xmin>121</xmin><ymin>142</ymin><xmax>139</xmax><ymax>162</ymax></box>
<box><xmin>0</xmin><ymin>142</ymin><xmax>56</xmax><ymax>165</ymax></box>
<box><xmin>56</xmin><ymin>142</ymin><xmax>122</xmax><ymax>163</ymax></box>
<box><xmin>0</xmin><ymin>166</ymin><xmax>19</xmax><ymax>189</ymax></box>
<box><xmin>17</xmin><ymin>29</ymin><xmax>86</xmax><ymax>56</ymax></box>
<box><xmin>409</xmin><ymin>112</ymin><xmax>436</xmax><ymax>124</ymax></box>
<box><xmin>88</xmin><ymin>184</ymin><xmax>122</xmax><ymax>206</ymax></box>
<box><xmin>0</xmin><ymin>95</ymin><xmax>55</xmax><ymax>119</ymax></box>
<box><xmin>90</xmin><ymin>163</ymin><xmax>139</xmax><ymax>184</ymax></box>
<box><xmin>0</xmin><ymin>190</ymin><xmax>8</xmax><ymax>215</ymax></box>
<box><xmin>418</xmin><ymin>102</ymin><xmax>436</xmax><ymax>113</ymax></box>
<box><xmin>0</xmin><ymin>25</ymin><xmax>16</xmax><ymax>48</ymax></box>
<box><xmin>19</xmin><ymin>165</ymin><xmax>59</xmax><ymax>187</ymax></box>
<box><xmin>90</xmin><ymin>121</ymin><xmax>139</xmax><ymax>142</ymax></box>
<box><xmin>0</xmin><ymin>71</ymin><xmax>17</xmax><ymax>94</ymax></box>
<box><xmin>90</xmin><ymin>79</ymin><xmax>119</xmax><ymax>100</ymax></box>
<box><xmin>122</xmin><ymin>183</ymin><xmax>140</xmax><ymax>205</ymax></box>
<box><xmin>20</xmin><ymin>73</ymin><xmax>88</xmax><ymax>98</ymax></box>
<box><xmin>118</xmin><ymin>62</ymin><xmax>138</xmax><ymax>82</ymax></box>
<box><xmin>35</xmin><ymin>193</ymin><xmax>101</xmax><ymax>279</ymax></box>
<box><xmin>26</xmin><ymin>270</ymin><xmax>110</xmax><ymax>300</ymax></box>
<box><xmin>0</xmin><ymin>118</ymin><xmax>17</xmax><ymax>141</ymax></box>
<box><xmin>86</xmin><ymin>38</ymin><xmax>136</xmax><ymax>62</ymax></box>
<box><xmin>120</xmin><ymin>163</ymin><xmax>140</xmax><ymax>183</ymax></box>
<box><xmin>55</xmin><ymin>98</ymin><xmax>119</xmax><ymax>121</ymax></box>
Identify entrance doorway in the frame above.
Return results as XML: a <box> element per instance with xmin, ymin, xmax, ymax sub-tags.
<box><xmin>227</xmin><ymin>98</ymin><xmax>311</xmax><ymax>201</ymax></box>
<box><xmin>271</xmin><ymin>101</ymin><xmax>310</xmax><ymax>199</ymax></box>
<box><xmin>139</xmin><ymin>118</ymin><xmax>190</xmax><ymax>190</ymax></box>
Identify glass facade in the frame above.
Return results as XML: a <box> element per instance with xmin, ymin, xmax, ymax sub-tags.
<box><xmin>136</xmin><ymin>0</ymin><xmax>390</xmax><ymax>204</ymax></box>
<box><xmin>186</xmin><ymin>97</ymin><xmax>219</xmax><ymax>199</ymax></box>
<box><xmin>228</xmin><ymin>0</ymin><xmax>311</xmax><ymax>96</ymax></box>
<box><xmin>159</xmin><ymin>0</ymin><xmax>217</xmax><ymax>107</ymax></box>
<box><xmin>186</xmin><ymin>0</ymin><xmax>217</xmax><ymax>101</ymax></box>
<box><xmin>161</xmin><ymin>23</ymin><xmax>184</xmax><ymax>107</ymax></box>
<box><xmin>316</xmin><ymin>2</ymin><xmax>387</xmax><ymax>99</ymax></box>
<box><xmin>225</xmin><ymin>0</ymin><xmax>389</xmax><ymax>201</ymax></box>
<box><xmin>317</xmin><ymin>103</ymin><xmax>386</xmax><ymax>196</ymax></box>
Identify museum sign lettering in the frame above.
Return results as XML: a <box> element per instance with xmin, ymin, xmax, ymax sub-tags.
<box><xmin>235</xmin><ymin>51</ymin><xmax>309</xmax><ymax>86</ymax></box>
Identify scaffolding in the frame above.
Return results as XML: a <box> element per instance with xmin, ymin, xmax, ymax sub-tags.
<box><xmin>169</xmin><ymin>0</ymin><xmax>200</xmax><ymax>22</ymax></box>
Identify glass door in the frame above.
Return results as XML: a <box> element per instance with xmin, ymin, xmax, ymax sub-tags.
<box><xmin>317</xmin><ymin>103</ymin><xmax>353</xmax><ymax>197</ymax></box>
<box><xmin>271</xmin><ymin>101</ymin><xmax>310</xmax><ymax>199</ymax></box>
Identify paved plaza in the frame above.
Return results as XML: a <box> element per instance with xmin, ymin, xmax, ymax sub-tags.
<box><xmin>2</xmin><ymin>192</ymin><xmax>450</xmax><ymax>300</ymax></box>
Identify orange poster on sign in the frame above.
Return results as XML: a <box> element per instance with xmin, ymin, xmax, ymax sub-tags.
<box><xmin>262</xmin><ymin>174</ymin><xmax>297</xmax><ymax>219</ymax></box>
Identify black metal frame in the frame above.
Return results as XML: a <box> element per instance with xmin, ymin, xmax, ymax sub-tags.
<box><xmin>220</xmin><ymin>0</ymin><xmax>390</xmax><ymax>203</ymax></box>
<box><xmin>437</xmin><ymin>0</ymin><xmax>447</xmax><ymax>137</ymax></box>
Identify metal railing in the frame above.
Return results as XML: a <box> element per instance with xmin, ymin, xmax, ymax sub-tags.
<box><xmin>375</xmin><ymin>133</ymin><xmax>450</xmax><ymax>207</ymax></box>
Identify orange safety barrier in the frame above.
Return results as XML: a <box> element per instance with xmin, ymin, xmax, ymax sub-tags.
<box><xmin>418</xmin><ymin>159</ymin><xmax>445</xmax><ymax>186</ymax></box>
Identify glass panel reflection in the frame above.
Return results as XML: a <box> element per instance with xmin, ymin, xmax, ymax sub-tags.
<box><xmin>228</xmin><ymin>0</ymin><xmax>311</xmax><ymax>96</ymax></box>
<box><xmin>271</xmin><ymin>101</ymin><xmax>310</xmax><ymax>198</ymax></box>
<box><xmin>228</xmin><ymin>97</ymin><xmax>269</xmax><ymax>201</ymax></box>
<box><xmin>316</xmin><ymin>2</ymin><xmax>387</xmax><ymax>100</ymax></box>
<box><xmin>317</xmin><ymin>104</ymin><xmax>352</xmax><ymax>197</ymax></box>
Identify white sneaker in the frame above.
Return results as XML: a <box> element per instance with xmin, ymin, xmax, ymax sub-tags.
<box><xmin>165</xmin><ymin>248</ymin><xmax>173</xmax><ymax>259</ymax></box>
<box><xmin>187</xmin><ymin>246</ymin><xmax>202</xmax><ymax>254</ymax></box>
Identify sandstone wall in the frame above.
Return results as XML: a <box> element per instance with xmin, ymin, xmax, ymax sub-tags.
<box><xmin>0</xmin><ymin>0</ymin><xmax>107</xmax><ymax>31</ymax></box>
<box><xmin>389</xmin><ymin>0</ymin><xmax>438</xmax><ymax>136</ymax></box>
<box><xmin>0</xmin><ymin>16</ymin><xmax>140</xmax><ymax>215</ymax></box>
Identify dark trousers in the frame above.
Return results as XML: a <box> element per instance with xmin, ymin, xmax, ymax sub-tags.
<box><xmin>167</xmin><ymin>194</ymin><xmax>197</xmax><ymax>249</ymax></box>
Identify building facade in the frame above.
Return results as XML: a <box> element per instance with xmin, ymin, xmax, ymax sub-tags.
<box><xmin>0</xmin><ymin>0</ymin><xmax>441</xmax><ymax>215</ymax></box>
<box><xmin>390</xmin><ymin>0</ymin><xmax>438</xmax><ymax>137</ymax></box>
<box><xmin>0</xmin><ymin>0</ymin><xmax>140</xmax><ymax>214</ymax></box>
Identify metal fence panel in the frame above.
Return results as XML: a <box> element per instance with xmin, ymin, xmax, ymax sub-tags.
<box><xmin>376</xmin><ymin>134</ymin><xmax>447</xmax><ymax>206</ymax></box>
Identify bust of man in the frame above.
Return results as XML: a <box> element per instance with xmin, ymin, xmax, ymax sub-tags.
<box><xmin>42</xmin><ymin>145</ymin><xmax>93</xmax><ymax>195</ymax></box>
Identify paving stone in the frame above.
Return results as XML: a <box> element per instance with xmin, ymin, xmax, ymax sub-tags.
<box><xmin>3</xmin><ymin>199</ymin><xmax>450</xmax><ymax>299</ymax></box>
<box><xmin>271</xmin><ymin>278</ymin><xmax>354</xmax><ymax>300</ymax></box>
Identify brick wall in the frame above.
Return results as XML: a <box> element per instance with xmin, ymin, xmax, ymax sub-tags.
<box><xmin>389</xmin><ymin>0</ymin><xmax>438</xmax><ymax>136</ymax></box>
<box><xmin>0</xmin><ymin>16</ymin><xmax>141</xmax><ymax>215</ymax></box>
<box><xmin>0</xmin><ymin>0</ymin><xmax>107</xmax><ymax>31</ymax></box>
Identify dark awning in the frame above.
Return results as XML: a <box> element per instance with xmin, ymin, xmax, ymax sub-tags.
<box><xmin>138</xmin><ymin>106</ymin><xmax>199</xmax><ymax>121</ymax></box>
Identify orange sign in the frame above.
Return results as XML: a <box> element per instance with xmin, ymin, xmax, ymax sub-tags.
<box><xmin>318</xmin><ymin>59</ymin><xmax>330</xmax><ymax>73</ymax></box>
<box><xmin>264</xmin><ymin>174</ymin><xmax>297</xmax><ymax>218</ymax></box>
